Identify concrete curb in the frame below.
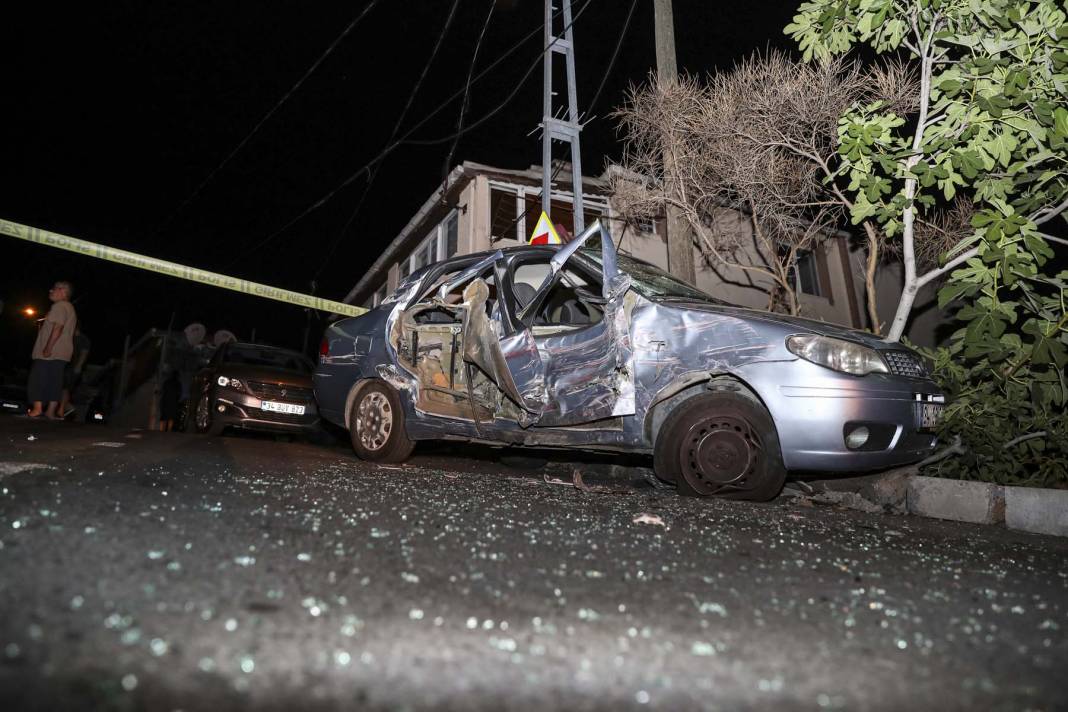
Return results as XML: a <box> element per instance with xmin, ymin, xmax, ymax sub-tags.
<box><xmin>1005</xmin><ymin>486</ymin><xmax>1068</xmax><ymax>537</ymax></box>
<box><xmin>802</xmin><ymin>472</ymin><xmax>1067</xmax><ymax>538</ymax></box>
<box><xmin>906</xmin><ymin>476</ymin><xmax>1005</xmax><ymax>525</ymax></box>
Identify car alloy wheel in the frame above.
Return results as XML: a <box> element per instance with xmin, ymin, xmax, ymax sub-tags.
<box><xmin>347</xmin><ymin>381</ymin><xmax>415</xmax><ymax>463</ymax></box>
<box><xmin>356</xmin><ymin>391</ymin><xmax>393</xmax><ymax>451</ymax></box>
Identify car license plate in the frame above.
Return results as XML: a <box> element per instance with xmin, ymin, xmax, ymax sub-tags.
<box><xmin>261</xmin><ymin>401</ymin><xmax>305</xmax><ymax>415</ymax></box>
<box><xmin>919</xmin><ymin>402</ymin><xmax>943</xmax><ymax>429</ymax></box>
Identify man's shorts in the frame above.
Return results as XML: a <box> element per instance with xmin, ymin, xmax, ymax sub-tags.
<box><xmin>28</xmin><ymin>359</ymin><xmax>67</xmax><ymax>404</ymax></box>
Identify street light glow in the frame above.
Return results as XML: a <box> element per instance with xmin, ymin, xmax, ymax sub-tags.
<box><xmin>23</xmin><ymin>306</ymin><xmax>37</xmax><ymax>317</ymax></box>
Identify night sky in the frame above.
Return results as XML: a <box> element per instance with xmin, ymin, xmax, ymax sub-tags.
<box><xmin>1</xmin><ymin>0</ymin><xmax>801</xmax><ymax>367</ymax></box>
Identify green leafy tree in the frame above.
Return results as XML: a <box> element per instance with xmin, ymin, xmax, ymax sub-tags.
<box><xmin>788</xmin><ymin>1</ymin><xmax>1068</xmax><ymax>485</ymax></box>
<box><xmin>786</xmin><ymin>0</ymin><xmax>1068</xmax><ymax>341</ymax></box>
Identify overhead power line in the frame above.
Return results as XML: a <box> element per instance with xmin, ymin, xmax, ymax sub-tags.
<box><xmin>307</xmin><ymin>0</ymin><xmax>465</xmax><ymax>279</ymax></box>
<box><xmin>496</xmin><ymin>0</ymin><xmax>639</xmax><ymax>241</ymax></box>
<box><xmin>545</xmin><ymin>0</ymin><xmax>639</xmax><ymax>187</ymax></box>
<box><xmin>252</xmin><ymin>0</ymin><xmax>598</xmax><ymax>254</ymax></box>
<box><xmin>302</xmin><ymin>0</ymin><xmax>464</xmax><ymax>280</ymax></box>
<box><xmin>157</xmin><ymin>0</ymin><xmax>381</xmax><ymax>232</ymax></box>
<box><xmin>440</xmin><ymin>0</ymin><xmax>498</xmax><ymax>202</ymax></box>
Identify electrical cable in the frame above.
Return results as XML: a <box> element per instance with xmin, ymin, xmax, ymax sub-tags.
<box><xmin>157</xmin><ymin>0</ymin><xmax>381</xmax><ymax>233</ymax></box>
<box><xmin>440</xmin><ymin>0</ymin><xmax>497</xmax><ymax>202</ymax></box>
<box><xmin>299</xmin><ymin>0</ymin><xmax>463</xmax><ymax>280</ymax></box>
<box><xmin>311</xmin><ymin>0</ymin><xmax>492</xmax><ymax>283</ymax></box>
<box><xmin>493</xmin><ymin>0</ymin><xmax>638</xmax><ymax>241</ymax></box>
<box><xmin>247</xmin><ymin>0</ymin><xmax>598</xmax><ymax>257</ymax></box>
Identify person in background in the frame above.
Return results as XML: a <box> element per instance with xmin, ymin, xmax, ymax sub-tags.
<box><xmin>60</xmin><ymin>326</ymin><xmax>91</xmax><ymax>419</ymax></box>
<box><xmin>26</xmin><ymin>281</ymin><xmax>77</xmax><ymax>419</ymax></box>
<box><xmin>159</xmin><ymin>369</ymin><xmax>181</xmax><ymax>432</ymax></box>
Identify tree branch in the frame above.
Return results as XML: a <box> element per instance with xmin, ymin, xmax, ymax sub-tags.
<box><xmin>916</xmin><ymin>245</ymin><xmax>980</xmax><ymax>288</ymax></box>
<box><xmin>1002</xmin><ymin>431</ymin><xmax>1048</xmax><ymax>449</ymax></box>
<box><xmin>1038</xmin><ymin>231</ymin><xmax>1068</xmax><ymax>247</ymax></box>
<box><xmin>1030</xmin><ymin>193</ymin><xmax>1068</xmax><ymax>226</ymax></box>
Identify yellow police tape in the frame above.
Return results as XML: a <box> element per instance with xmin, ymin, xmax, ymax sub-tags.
<box><xmin>0</xmin><ymin>218</ymin><xmax>367</xmax><ymax>318</ymax></box>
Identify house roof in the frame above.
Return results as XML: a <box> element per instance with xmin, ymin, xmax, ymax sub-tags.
<box><xmin>341</xmin><ymin>161</ymin><xmax>613</xmax><ymax>306</ymax></box>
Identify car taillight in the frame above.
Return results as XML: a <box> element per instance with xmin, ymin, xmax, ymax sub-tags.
<box><xmin>319</xmin><ymin>338</ymin><xmax>329</xmax><ymax>359</ymax></box>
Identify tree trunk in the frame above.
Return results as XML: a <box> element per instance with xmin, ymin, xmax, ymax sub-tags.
<box><xmin>886</xmin><ymin>35</ymin><xmax>933</xmax><ymax>344</ymax></box>
<box><xmin>862</xmin><ymin>223</ymin><xmax>881</xmax><ymax>335</ymax></box>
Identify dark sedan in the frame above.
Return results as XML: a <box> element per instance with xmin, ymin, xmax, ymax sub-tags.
<box><xmin>186</xmin><ymin>342</ymin><xmax>319</xmax><ymax>436</ymax></box>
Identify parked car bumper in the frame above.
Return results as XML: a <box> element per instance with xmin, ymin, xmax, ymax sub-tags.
<box><xmin>741</xmin><ymin>362</ymin><xmax>943</xmax><ymax>472</ymax></box>
<box><xmin>213</xmin><ymin>390</ymin><xmax>320</xmax><ymax>433</ymax></box>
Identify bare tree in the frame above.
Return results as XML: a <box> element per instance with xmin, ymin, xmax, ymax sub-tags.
<box><xmin>613</xmin><ymin>53</ymin><xmax>918</xmax><ymax>328</ymax></box>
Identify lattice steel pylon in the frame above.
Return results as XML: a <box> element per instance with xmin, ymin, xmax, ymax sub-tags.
<box><xmin>541</xmin><ymin>0</ymin><xmax>585</xmax><ymax>232</ymax></box>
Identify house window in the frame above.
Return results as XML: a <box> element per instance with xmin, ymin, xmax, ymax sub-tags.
<box><xmin>445</xmin><ymin>212</ymin><xmax>458</xmax><ymax>257</ymax></box>
<box><xmin>416</xmin><ymin>238</ymin><xmax>435</xmax><ymax>270</ymax></box>
<box><xmin>490</xmin><ymin>181</ymin><xmax>607</xmax><ymax>242</ymax></box>
<box><xmin>490</xmin><ymin>188</ymin><xmax>519</xmax><ymax>241</ymax></box>
<box><xmin>792</xmin><ymin>251</ymin><xmax>822</xmax><ymax>297</ymax></box>
<box><xmin>373</xmin><ymin>284</ymin><xmax>388</xmax><ymax>306</ymax></box>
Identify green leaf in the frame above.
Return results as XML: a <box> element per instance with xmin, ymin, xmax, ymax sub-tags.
<box><xmin>939</xmin><ymin>79</ymin><xmax>963</xmax><ymax>95</ymax></box>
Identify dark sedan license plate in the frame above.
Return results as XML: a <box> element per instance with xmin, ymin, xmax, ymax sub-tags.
<box><xmin>262</xmin><ymin>401</ymin><xmax>305</xmax><ymax>415</ymax></box>
<box><xmin>919</xmin><ymin>402</ymin><xmax>944</xmax><ymax>429</ymax></box>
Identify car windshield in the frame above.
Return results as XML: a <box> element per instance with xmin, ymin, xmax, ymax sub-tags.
<box><xmin>224</xmin><ymin>346</ymin><xmax>311</xmax><ymax>373</ymax></box>
<box><xmin>580</xmin><ymin>249</ymin><xmax>727</xmax><ymax>304</ymax></box>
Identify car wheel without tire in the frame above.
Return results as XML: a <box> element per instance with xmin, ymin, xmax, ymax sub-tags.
<box><xmin>349</xmin><ymin>381</ymin><xmax>415</xmax><ymax>463</ymax></box>
<box><xmin>191</xmin><ymin>392</ymin><xmax>225</xmax><ymax>436</ymax></box>
<box><xmin>654</xmin><ymin>390</ymin><xmax>785</xmax><ymax>501</ymax></box>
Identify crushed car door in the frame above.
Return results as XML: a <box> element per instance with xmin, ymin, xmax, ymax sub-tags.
<box><xmin>516</xmin><ymin>221</ymin><xmax>635</xmax><ymax>426</ymax></box>
<box><xmin>453</xmin><ymin>221</ymin><xmax>635</xmax><ymax>427</ymax></box>
<box><xmin>430</xmin><ymin>253</ymin><xmax>547</xmax><ymax>423</ymax></box>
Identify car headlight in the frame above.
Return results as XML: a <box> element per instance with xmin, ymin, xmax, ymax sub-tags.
<box><xmin>216</xmin><ymin>376</ymin><xmax>246</xmax><ymax>391</ymax></box>
<box><xmin>786</xmin><ymin>335</ymin><xmax>888</xmax><ymax>376</ymax></box>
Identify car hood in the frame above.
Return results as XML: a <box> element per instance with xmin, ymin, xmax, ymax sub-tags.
<box><xmin>216</xmin><ymin>365</ymin><xmax>313</xmax><ymax>386</ymax></box>
<box><xmin>659</xmin><ymin>300</ymin><xmax>890</xmax><ymax>349</ymax></box>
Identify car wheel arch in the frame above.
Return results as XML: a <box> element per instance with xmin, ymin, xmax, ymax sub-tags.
<box><xmin>343</xmin><ymin>379</ymin><xmax>375</xmax><ymax>431</ymax></box>
<box><xmin>645</xmin><ymin>373</ymin><xmax>774</xmax><ymax>447</ymax></box>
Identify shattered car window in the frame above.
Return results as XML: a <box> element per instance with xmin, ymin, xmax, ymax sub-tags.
<box><xmin>581</xmin><ymin>249</ymin><xmax>727</xmax><ymax>304</ymax></box>
<box><xmin>514</xmin><ymin>260</ymin><xmax>603</xmax><ymax>327</ymax></box>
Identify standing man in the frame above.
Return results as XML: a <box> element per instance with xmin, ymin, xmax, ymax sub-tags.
<box><xmin>27</xmin><ymin>281</ymin><xmax>77</xmax><ymax>419</ymax></box>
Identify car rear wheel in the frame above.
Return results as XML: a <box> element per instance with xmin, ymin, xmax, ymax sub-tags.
<box><xmin>654</xmin><ymin>391</ymin><xmax>785</xmax><ymax>501</ymax></box>
<box><xmin>349</xmin><ymin>381</ymin><xmax>415</xmax><ymax>463</ymax></box>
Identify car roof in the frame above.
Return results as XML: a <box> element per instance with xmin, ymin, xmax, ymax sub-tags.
<box><xmin>398</xmin><ymin>245</ymin><xmax>557</xmax><ymax>285</ymax></box>
<box><xmin>227</xmin><ymin>342</ymin><xmax>307</xmax><ymax>358</ymax></box>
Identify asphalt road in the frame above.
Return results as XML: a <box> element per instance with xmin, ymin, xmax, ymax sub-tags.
<box><xmin>1</xmin><ymin>417</ymin><xmax>1066</xmax><ymax>711</ymax></box>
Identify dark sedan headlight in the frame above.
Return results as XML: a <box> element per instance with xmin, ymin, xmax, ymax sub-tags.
<box><xmin>216</xmin><ymin>375</ymin><xmax>247</xmax><ymax>391</ymax></box>
<box><xmin>786</xmin><ymin>335</ymin><xmax>889</xmax><ymax>376</ymax></box>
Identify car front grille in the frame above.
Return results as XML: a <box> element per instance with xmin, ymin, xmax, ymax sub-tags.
<box><xmin>248</xmin><ymin>381</ymin><xmax>314</xmax><ymax>403</ymax></box>
<box><xmin>882</xmin><ymin>350</ymin><xmax>928</xmax><ymax>378</ymax></box>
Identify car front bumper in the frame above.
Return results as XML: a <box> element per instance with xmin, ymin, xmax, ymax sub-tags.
<box><xmin>741</xmin><ymin>361</ymin><xmax>943</xmax><ymax>473</ymax></box>
<box><xmin>213</xmin><ymin>390</ymin><xmax>320</xmax><ymax>433</ymax></box>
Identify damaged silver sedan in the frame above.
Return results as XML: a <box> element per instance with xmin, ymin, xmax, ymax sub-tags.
<box><xmin>314</xmin><ymin>222</ymin><xmax>944</xmax><ymax>501</ymax></box>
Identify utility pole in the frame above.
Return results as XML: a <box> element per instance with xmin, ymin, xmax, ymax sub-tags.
<box><xmin>542</xmin><ymin>0</ymin><xmax>586</xmax><ymax>232</ymax></box>
<box><xmin>653</xmin><ymin>0</ymin><xmax>696</xmax><ymax>284</ymax></box>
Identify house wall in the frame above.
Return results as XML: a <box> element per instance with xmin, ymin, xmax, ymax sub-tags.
<box><xmin>352</xmin><ymin>165</ymin><xmax>946</xmax><ymax>345</ymax></box>
<box><xmin>460</xmin><ymin>177</ymin><xmax>484</xmax><ymax>255</ymax></box>
<box><xmin>609</xmin><ymin>205</ymin><xmax>863</xmax><ymax>328</ymax></box>
<box><xmin>872</xmin><ymin>261</ymin><xmax>948</xmax><ymax>348</ymax></box>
